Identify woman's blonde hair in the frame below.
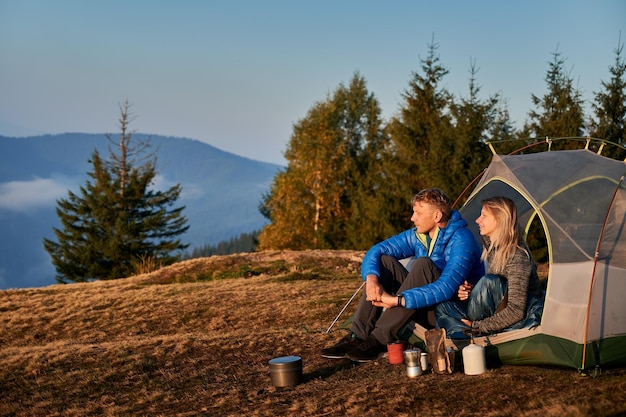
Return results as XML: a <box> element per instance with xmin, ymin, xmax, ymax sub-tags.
<box><xmin>481</xmin><ymin>196</ymin><xmax>522</xmax><ymax>273</ymax></box>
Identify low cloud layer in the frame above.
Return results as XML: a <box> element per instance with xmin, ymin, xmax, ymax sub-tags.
<box><xmin>0</xmin><ymin>175</ymin><xmax>201</xmax><ymax>214</ymax></box>
<box><xmin>151</xmin><ymin>174</ymin><xmax>204</xmax><ymax>200</ymax></box>
<box><xmin>0</xmin><ymin>177</ymin><xmax>73</xmax><ymax>212</ymax></box>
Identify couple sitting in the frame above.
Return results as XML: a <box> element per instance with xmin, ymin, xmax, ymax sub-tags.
<box><xmin>322</xmin><ymin>188</ymin><xmax>544</xmax><ymax>362</ymax></box>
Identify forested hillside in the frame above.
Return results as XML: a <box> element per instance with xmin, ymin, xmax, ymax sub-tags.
<box><xmin>0</xmin><ymin>133</ymin><xmax>281</xmax><ymax>289</ymax></box>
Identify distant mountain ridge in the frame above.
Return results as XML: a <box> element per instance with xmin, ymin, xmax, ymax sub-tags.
<box><xmin>0</xmin><ymin>133</ymin><xmax>282</xmax><ymax>289</ymax></box>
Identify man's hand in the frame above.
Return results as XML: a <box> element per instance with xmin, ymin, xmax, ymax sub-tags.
<box><xmin>365</xmin><ymin>275</ymin><xmax>383</xmax><ymax>302</ymax></box>
<box><xmin>366</xmin><ymin>275</ymin><xmax>404</xmax><ymax>308</ymax></box>
<box><xmin>372</xmin><ymin>292</ymin><xmax>401</xmax><ymax>309</ymax></box>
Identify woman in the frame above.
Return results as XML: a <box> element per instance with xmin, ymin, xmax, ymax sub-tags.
<box><xmin>435</xmin><ymin>196</ymin><xmax>544</xmax><ymax>339</ymax></box>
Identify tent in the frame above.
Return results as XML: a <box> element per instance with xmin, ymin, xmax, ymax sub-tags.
<box><xmin>410</xmin><ymin>142</ymin><xmax>626</xmax><ymax>371</ymax></box>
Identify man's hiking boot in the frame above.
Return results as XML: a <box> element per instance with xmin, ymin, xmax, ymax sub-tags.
<box><xmin>346</xmin><ymin>336</ymin><xmax>386</xmax><ymax>363</ymax></box>
<box><xmin>321</xmin><ymin>333</ymin><xmax>362</xmax><ymax>359</ymax></box>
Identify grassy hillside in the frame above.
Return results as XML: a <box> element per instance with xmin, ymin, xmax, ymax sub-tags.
<box><xmin>1</xmin><ymin>251</ymin><xmax>625</xmax><ymax>417</ymax></box>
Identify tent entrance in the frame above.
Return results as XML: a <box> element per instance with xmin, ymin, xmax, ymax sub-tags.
<box><xmin>452</xmin><ymin>148</ymin><xmax>626</xmax><ymax>370</ymax></box>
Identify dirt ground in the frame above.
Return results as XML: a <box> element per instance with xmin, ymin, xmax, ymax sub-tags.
<box><xmin>1</xmin><ymin>250</ymin><xmax>625</xmax><ymax>417</ymax></box>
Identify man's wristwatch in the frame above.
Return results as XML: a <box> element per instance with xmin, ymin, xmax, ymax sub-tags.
<box><xmin>397</xmin><ymin>294</ymin><xmax>403</xmax><ymax>307</ymax></box>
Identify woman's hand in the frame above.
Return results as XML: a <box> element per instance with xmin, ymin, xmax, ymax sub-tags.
<box><xmin>458</xmin><ymin>280</ymin><xmax>473</xmax><ymax>301</ymax></box>
<box><xmin>461</xmin><ymin>318</ymin><xmax>472</xmax><ymax>327</ymax></box>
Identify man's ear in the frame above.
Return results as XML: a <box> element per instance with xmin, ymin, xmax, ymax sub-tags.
<box><xmin>434</xmin><ymin>210</ymin><xmax>443</xmax><ymax>223</ymax></box>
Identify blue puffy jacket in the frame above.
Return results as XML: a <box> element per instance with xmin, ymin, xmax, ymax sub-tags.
<box><xmin>361</xmin><ymin>210</ymin><xmax>484</xmax><ymax>310</ymax></box>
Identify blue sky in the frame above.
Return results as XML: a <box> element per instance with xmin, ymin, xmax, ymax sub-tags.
<box><xmin>1</xmin><ymin>1</ymin><xmax>624</xmax><ymax>165</ymax></box>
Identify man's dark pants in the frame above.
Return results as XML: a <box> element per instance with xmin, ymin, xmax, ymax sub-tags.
<box><xmin>350</xmin><ymin>255</ymin><xmax>442</xmax><ymax>345</ymax></box>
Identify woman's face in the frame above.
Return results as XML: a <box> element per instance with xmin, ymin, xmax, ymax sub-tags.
<box><xmin>476</xmin><ymin>205</ymin><xmax>497</xmax><ymax>237</ymax></box>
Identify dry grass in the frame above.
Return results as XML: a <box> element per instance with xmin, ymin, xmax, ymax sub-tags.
<box><xmin>1</xmin><ymin>250</ymin><xmax>625</xmax><ymax>417</ymax></box>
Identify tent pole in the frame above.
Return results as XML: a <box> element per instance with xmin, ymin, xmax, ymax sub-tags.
<box><xmin>325</xmin><ymin>281</ymin><xmax>365</xmax><ymax>334</ymax></box>
<box><xmin>580</xmin><ymin>173</ymin><xmax>626</xmax><ymax>371</ymax></box>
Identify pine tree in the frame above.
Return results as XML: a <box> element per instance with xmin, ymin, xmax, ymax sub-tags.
<box><xmin>590</xmin><ymin>33</ymin><xmax>626</xmax><ymax>159</ymax></box>
<box><xmin>524</xmin><ymin>48</ymin><xmax>586</xmax><ymax>145</ymax></box>
<box><xmin>43</xmin><ymin>102</ymin><xmax>188</xmax><ymax>283</ymax></box>
<box><xmin>385</xmin><ymin>38</ymin><xmax>454</xmax><ymax>222</ymax></box>
<box><xmin>187</xmin><ymin>230</ymin><xmax>260</xmax><ymax>258</ymax></box>
<box><xmin>448</xmin><ymin>61</ymin><xmax>498</xmax><ymax>203</ymax></box>
<box><xmin>487</xmin><ymin>102</ymin><xmax>521</xmax><ymax>155</ymax></box>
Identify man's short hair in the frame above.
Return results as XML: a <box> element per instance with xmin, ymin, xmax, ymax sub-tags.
<box><xmin>412</xmin><ymin>188</ymin><xmax>452</xmax><ymax>222</ymax></box>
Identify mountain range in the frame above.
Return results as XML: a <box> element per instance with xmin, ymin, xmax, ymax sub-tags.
<box><xmin>0</xmin><ymin>133</ymin><xmax>282</xmax><ymax>290</ymax></box>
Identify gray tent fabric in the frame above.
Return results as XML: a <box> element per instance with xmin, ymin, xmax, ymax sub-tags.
<box><xmin>410</xmin><ymin>148</ymin><xmax>626</xmax><ymax>370</ymax></box>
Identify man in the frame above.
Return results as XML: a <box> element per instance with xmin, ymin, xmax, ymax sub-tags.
<box><xmin>321</xmin><ymin>188</ymin><xmax>484</xmax><ymax>362</ymax></box>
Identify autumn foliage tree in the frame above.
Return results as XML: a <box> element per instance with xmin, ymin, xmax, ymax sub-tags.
<box><xmin>258</xmin><ymin>74</ymin><xmax>389</xmax><ymax>250</ymax></box>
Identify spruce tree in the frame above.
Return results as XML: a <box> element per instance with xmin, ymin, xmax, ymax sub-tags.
<box><xmin>43</xmin><ymin>102</ymin><xmax>188</xmax><ymax>283</ymax></box>
<box><xmin>524</xmin><ymin>48</ymin><xmax>586</xmax><ymax>145</ymax></box>
<box><xmin>487</xmin><ymin>103</ymin><xmax>522</xmax><ymax>155</ymax></box>
<box><xmin>448</xmin><ymin>61</ymin><xmax>499</xmax><ymax>203</ymax></box>
<box><xmin>385</xmin><ymin>38</ymin><xmax>454</xmax><ymax>223</ymax></box>
<box><xmin>590</xmin><ymin>34</ymin><xmax>626</xmax><ymax>159</ymax></box>
<box><xmin>187</xmin><ymin>231</ymin><xmax>260</xmax><ymax>258</ymax></box>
